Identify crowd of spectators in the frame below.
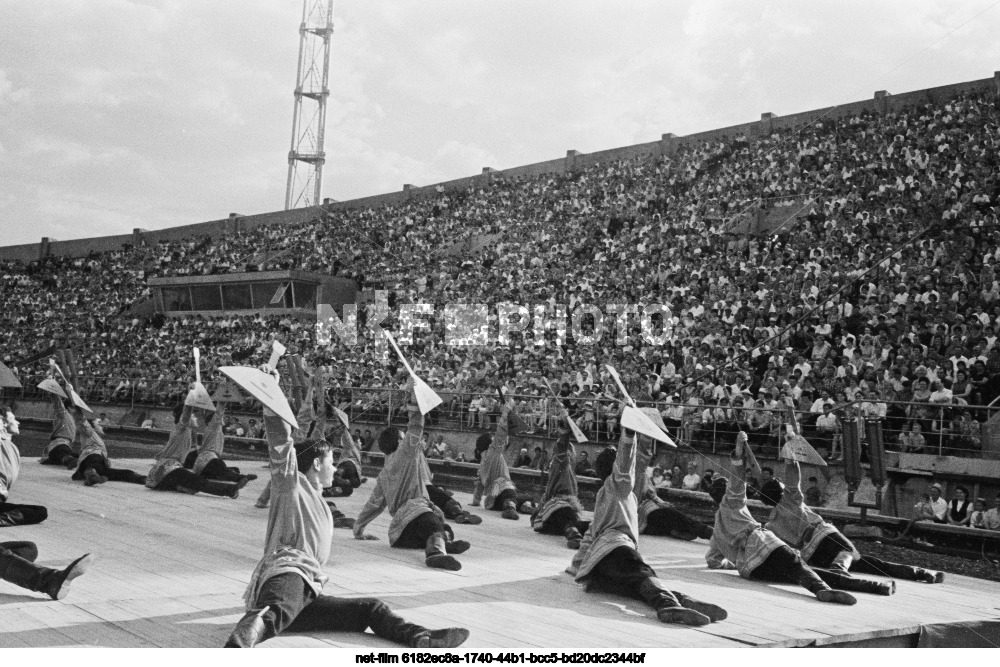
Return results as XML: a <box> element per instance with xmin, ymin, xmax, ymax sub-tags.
<box><xmin>3</xmin><ymin>88</ymin><xmax>1000</xmax><ymax>460</ymax></box>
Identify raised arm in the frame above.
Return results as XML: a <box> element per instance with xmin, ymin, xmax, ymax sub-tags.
<box><xmin>611</xmin><ymin>426</ymin><xmax>637</xmax><ymax>498</ymax></box>
<box><xmin>156</xmin><ymin>402</ymin><xmax>194</xmax><ymax>463</ymax></box>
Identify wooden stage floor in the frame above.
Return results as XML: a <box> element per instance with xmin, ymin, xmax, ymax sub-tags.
<box><xmin>2</xmin><ymin>457</ymin><xmax>999</xmax><ymax>648</ymax></box>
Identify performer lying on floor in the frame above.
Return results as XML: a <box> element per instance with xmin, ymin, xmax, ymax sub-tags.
<box><xmin>706</xmin><ymin>432</ymin><xmax>856</xmax><ymax>606</ymax></box>
<box><xmin>760</xmin><ymin>449</ymin><xmax>942</xmax><ymax>590</ymax></box>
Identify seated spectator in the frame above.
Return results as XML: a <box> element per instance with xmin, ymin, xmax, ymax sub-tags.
<box><xmin>681</xmin><ymin>461</ymin><xmax>701</xmax><ymax>491</ymax></box>
<box><xmin>969</xmin><ymin>498</ymin><xmax>988</xmax><ymax>529</ymax></box>
<box><xmin>141</xmin><ymin>417</ymin><xmax>155</xmax><ymax>430</ymax></box>
<box><xmin>514</xmin><ymin>448</ymin><xmax>532</xmax><ymax>468</ymax></box>
<box><xmin>574</xmin><ymin>451</ymin><xmax>596</xmax><ymax>478</ymax></box>
<box><xmin>699</xmin><ymin>469</ymin><xmax>715</xmax><ymax>493</ymax></box>
<box><xmin>946</xmin><ymin>485</ymin><xmax>972</xmax><ymax>526</ymax></box>
<box><xmin>984</xmin><ymin>493</ymin><xmax>1000</xmax><ymax>531</ymax></box>
<box><xmin>804</xmin><ymin>476</ymin><xmax>823</xmax><ymax>507</ymax></box>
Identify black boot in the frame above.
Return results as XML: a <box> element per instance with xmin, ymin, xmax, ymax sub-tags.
<box><xmin>445</xmin><ymin>540</ymin><xmax>471</xmax><ymax>555</ymax></box>
<box><xmin>638</xmin><ymin>578</ymin><xmax>710</xmax><ymax>626</ymax></box>
<box><xmin>413</xmin><ymin>628</ymin><xmax>470</xmax><ymax>648</ymax></box>
<box><xmin>453</xmin><ymin>511</ymin><xmax>482</xmax><ymax>525</ymax></box>
<box><xmin>84</xmin><ymin>468</ymin><xmax>107</xmax><ymax>486</ymax></box>
<box><xmin>501</xmin><ymin>500</ymin><xmax>519</xmax><ymax>520</ymax></box>
<box><xmin>564</xmin><ymin>526</ymin><xmax>583</xmax><ymax>550</ymax></box>
<box><xmin>224</xmin><ymin>606</ymin><xmax>271</xmax><ymax>648</ymax></box>
<box><xmin>425</xmin><ymin>533</ymin><xmax>461</xmax><ymax>571</ymax></box>
<box><xmin>672</xmin><ymin>590</ymin><xmax>728</xmax><ymax>622</ymax></box>
<box><xmin>0</xmin><ymin>551</ymin><xmax>93</xmax><ymax>600</ymax></box>
<box><xmin>196</xmin><ymin>478</ymin><xmax>241</xmax><ymax>499</ymax></box>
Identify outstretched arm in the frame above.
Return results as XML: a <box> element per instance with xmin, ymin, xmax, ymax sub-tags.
<box><xmin>353</xmin><ymin>478</ymin><xmax>387</xmax><ymax>539</ymax></box>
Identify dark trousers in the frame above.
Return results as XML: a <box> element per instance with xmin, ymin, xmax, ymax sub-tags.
<box><xmin>538</xmin><ymin>506</ymin><xmax>583</xmax><ymax>536</ymax></box>
<box><xmin>644</xmin><ymin>507</ymin><xmax>711</xmax><ymax>540</ymax></box>
<box><xmin>0</xmin><ymin>541</ymin><xmax>38</xmax><ymax>562</ymax></box>
<box><xmin>491</xmin><ymin>488</ymin><xmax>532</xmax><ymax>511</ymax></box>
<box><xmin>157</xmin><ymin>467</ymin><xmax>232</xmax><ymax>494</ymax></box>
<box><xmin>393</xmin><ymin>511</ymin><xmax>450</xmax><ymax>549</ymax></box>
<box><xmin>426</xmin><ymin>484</ymin><xmax>464</xmax><ymax>519</ymax></box>
<box><xmin>338</xmin><ymin>461</ymin><xmax>362</xmax><ymax>488</ymax></box>
<box><xmin>809</xmin><ymin>533</ymin><xmax>925</xmax><ymax>580</ymax></box>
<box><xmin>0</xmin><ymin>501</ymin><xmax>48</xmax><ymax>527</ymax></box>
<box><xmin>586</xmin><ymin>546</ymin><xmax>680</xmax><ymax>610</ymax></box>
<box><xmin>200</xmin><ymin>457</ymin><xmax>242</xmax><ymax>482</ymax></box>
<box><xmin>40</xmin><ymin>443</ymin><xmax>75</xmax><ymax>466</ymax></box>
<box><xmin>72</xmin><ymin>454</ymin><xmax>145</xmax><ymax>484</ymax></box>
<box><xmin>750</xmin><ymin>545</ymin><xmax>827</xmax><ymax>593</ymax></box>
<box><xmin>252</xmin><ymin>572</ymin><xmax>427</xmax><ymax>646</ymax></box>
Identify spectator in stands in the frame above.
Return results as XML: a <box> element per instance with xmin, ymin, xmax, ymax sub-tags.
<box><xmin>681</xmin><ymin>461</ymin><xmax>701</xmax><ymax>491</ymax></box>
<box><xmin>804</xmin><ymin>477</ymin><xmax>823</xmax><ymax>507</ymax></box>
<box><xmin>699</xmin><ymin>469</ymin><xmax>715</xmax><ymax>493</ymax></box>
<box><xmin>514</xmin><ymin>448</ymin><xmax>532</xmax><ymax>468</ymax></box>
<box><xmin>141</xmin><ymin>416</ymin><xmax>155</xmax><ymax>430</ymax></box>
<box><xmin>984</xmin><ymin>493</ymin><xmax>1000</xmax><ymax>531</ymax></box>
<box><xmin>946</xmin><ymin>485</ymin><xmax>972</xmax><ymax>526</ymax></box>
<box><xmin>970</xmin><ymin>498</ymin><xmax>988</xmax><ymax>529</ymax></box>
<box><xmin>574</xmin><ymin>451</ymin><xmax>596</xmax><ymax>478</ymax></box>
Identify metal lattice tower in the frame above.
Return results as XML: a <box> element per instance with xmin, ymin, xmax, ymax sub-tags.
<box><xmin>285</xmin><ymin>0</ymin><xmax>334</xmax><ymax>210</ymax></box>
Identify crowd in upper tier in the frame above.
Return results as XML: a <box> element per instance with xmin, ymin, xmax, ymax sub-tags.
<box><xmin>3</xmin><ymin>88</ymin><xmax>1000</xmax><ymax>455</ymax></box>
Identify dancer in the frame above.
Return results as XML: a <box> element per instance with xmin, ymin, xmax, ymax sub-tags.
<box><xmin>0</xmin><ymin>411</ymin><xmax>47</xmax><ymax>526</ymax></box>
<box><xmin>635</xmin><ymin>435</ymin><xmax>713</xmax><ymax>541</ymax></box>
<box><xmin>227</xmin><ymin>364</ymin><xmax>468</xmax><ymax>648</ymax></box>
<box><xmin>422</xmin><ymin>457</ymin><xmax>482</xmax><ymax>525</ymax></box>
<box><xmin>532</xmin><ymin>415</ymin><xmax>587</xmax><ymax>548</ymax></box>
<box><xmin>706</xmin><ymin>432</ymin><xmax>856</xmax><ymax>605</ymax></box>
<box><xmin>191</xmin><ymin>403</ymin><xmax>256</xmax><ymax>483</ymax></box>
<box><xmin>39</xmin><ymin>382</ymin><xmax>77</xmax><ymax>469</ymax></box>
<box><xmin>471</xmin><ymin>396</ymin><xmax>535</xmax><ymax>519</ymax></box>
<box><xmin>353</xmin><ymin>379</ymin><xmax>470</xmax><ymax>571</ymax></box>
<box><xmin>146</xmin><ymin>391</ymin><xmax>252</xmax><ymax>498</ymax></box>
<box><xmin>70</xmin><ymin>417</ymin><xmax>146</xmax><ymax>486</ymax></box>
<box><xmin>760</xmin><ymin>452</ymin><xmax>943</xmax><ymax>587</ymax></box>
<box><xmin>253</xmin><ymin>370</ymin><xmax>355</xmax><ymax>529</ymax></box>
<box><xmin>567</xmin><ymin>427</ymin><xmax>727</xmax><ymax>626</ymax></box>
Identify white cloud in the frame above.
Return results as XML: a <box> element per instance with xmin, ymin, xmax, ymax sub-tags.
<box><xmin>1</xmin><ymin>0</ymin><xmax>1000</xmax><ymax>244</ymax></box>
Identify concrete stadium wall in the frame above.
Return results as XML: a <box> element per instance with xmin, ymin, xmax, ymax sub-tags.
<box><xmin>3</xmin><ymin>73</ymin><xmax>999</xmax><ymax>264</ymax></box>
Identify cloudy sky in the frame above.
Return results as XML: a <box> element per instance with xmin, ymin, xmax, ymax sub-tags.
<box><xmin>2</xmin><ymin>1</ymin><xmax>1000</xmax><ymax>245</ymax></box>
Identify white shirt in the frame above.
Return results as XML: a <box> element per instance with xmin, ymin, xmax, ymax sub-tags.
<box><xmin>682</xmin><ymin>473</ymin><xmax>702</xmax><ymax>491</ymax></box>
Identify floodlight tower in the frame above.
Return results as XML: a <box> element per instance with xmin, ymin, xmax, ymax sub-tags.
<box><xmin>284</xmin><ymin>0</ymin><xmax>334</xmax><ymax>210</ymax></box>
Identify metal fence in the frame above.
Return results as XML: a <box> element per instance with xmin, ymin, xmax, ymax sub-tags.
<box><xmin>5</xmin><ymin>373</ymin><xmax>998</xmax><ymax>460</ymax></box>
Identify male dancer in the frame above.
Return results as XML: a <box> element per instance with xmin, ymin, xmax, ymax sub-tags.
<box><xmin>353</xmin><ymin>380</ymin><xmax>470</xmax><ymax>571</ymax></box>
<box><xmin>471</xmin><ymin>398</ymin><xmax>534</xmax><ymax>520</ymax></box>
<box><xmin>635</xmin><ymin>436</ymin><xmax>713</xmax><ymax>541</ymax></box>
<box><xmin>253</xmin><ymin>373</ymin><xmax>355</xmax><ymax>528</ymax></box>
<box><xmin>191</xmin><ymin>403</ymin><xmax>256</xmax><ymax>483</ymax></box>
<box><xmin>146</xmin><ymin>392</ymin><xmax>252</xmax><ymax>498</ymax></box>
<box><xmin>1</xmin><ymin>411</ymin><xmax>47</xmax><ymax>526</ymax></box>
<box><xmin>532</xmin><ymin>415</ymin><xmax>587</xmax><ymax>548</ymax></box>
<box><xmin>71</xmin><ymin>417</ymin><xmax>146</xmax><ymax>486</ymax></box>
<box><xmin>567</xmin><ymin>427</ymin><xmax>727</xmax><ymax>626</ymax></box>
<box><xmin>226</xmin><ymin>365</ymin><xmax>469</xmax><ymax>648</ymax></box>
<box><xmin>760</xmin><ymin>452</ymin><xmax>943</xmax><ymax>587</ymax></box>
<box><xmin>39</xmin><ymin>382</ymin><xmax>77</xmax><ymax>469</ymax></box>
<box><xmin>706</xmin><ymin>432</ymin><xmax>856</xmax><ymax>605</ymax></box>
